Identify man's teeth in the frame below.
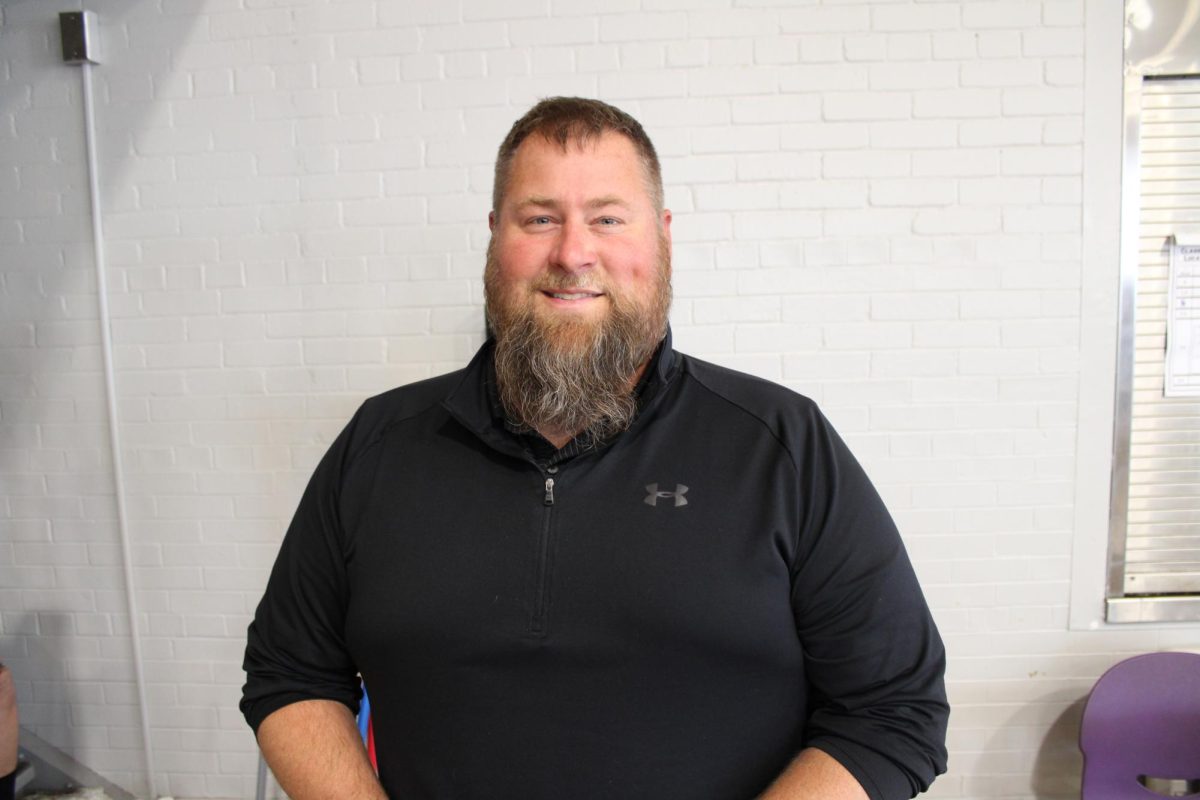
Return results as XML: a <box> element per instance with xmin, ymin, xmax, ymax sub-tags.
<box><xmin>550</xmin><ymin>292</ymin><xmax>594</xmax><ymax>300</ymax></box>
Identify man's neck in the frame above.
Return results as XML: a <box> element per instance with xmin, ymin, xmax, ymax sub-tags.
<box><xmin>538</xmin><ymin>429</ymin><xmax>576</xmax><ymax>450</ymax></box>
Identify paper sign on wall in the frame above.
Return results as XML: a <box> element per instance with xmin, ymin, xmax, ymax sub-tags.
<box><xmin>1166</xmin><ymin>239</ymin><xmax>1200</xmax><ymax>397</ymax></box>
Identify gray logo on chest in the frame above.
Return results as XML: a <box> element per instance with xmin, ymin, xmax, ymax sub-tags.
<box><xmin>644</xmin><ymin>483</ymin><xmax>689</xmax><ymax>507</ymax></box>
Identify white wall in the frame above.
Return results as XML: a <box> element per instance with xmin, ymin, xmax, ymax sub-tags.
<box><xmin>1</xmin><ymin>0</ymin><xmax>1197</xmax><ymax>798</ymax></box>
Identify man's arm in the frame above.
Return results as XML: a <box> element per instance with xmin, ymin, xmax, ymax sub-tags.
<box><xmin>242</xmin><ymin>408</ymin><xmax>381</xmax><ymax>790</ymax></box>
<box><xmin>759</xmin><ymin>748</ymin><xmax>869</xmax><ymax>800</ymax></box>
<box><xmin>0</xmin><ymin>664</ymin><xmax>18</xmax><ymax>779</ymax></box>
<box><xmin>786</xmin><ymin>406</ymin><xmax>949</xmax><ymax>799</ymax></box>
<box><xmin>257</xmin><ymin>699</ymin><xmax>385</xmax><ymax>800</ymax></box>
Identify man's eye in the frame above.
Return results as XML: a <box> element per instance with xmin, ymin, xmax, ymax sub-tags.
<box><xmin>596</xmin><ymin>217</ymin><xmax>621</xmax><ymax>226</ymax></box>
<box><xmin>528</xmin><ymin>216</ymin><xmax>552</xmax><ymax>226</ymax></box>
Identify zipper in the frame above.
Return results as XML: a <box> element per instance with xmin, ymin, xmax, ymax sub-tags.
<box><xmin>531</xmin><ymin>473</ymin><xmax>556</xmax><ymax>636</ymax></box>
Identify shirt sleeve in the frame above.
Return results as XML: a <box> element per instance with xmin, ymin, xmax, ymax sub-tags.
<box><xmin>788</xmin><ymin>408</ymin><xmax>949</xmax><ymax>800</ymax></box>
<box><xmin>240</xmin><ymin>408</ymin><xmax>369</xmax><ymax>734</ymax></box>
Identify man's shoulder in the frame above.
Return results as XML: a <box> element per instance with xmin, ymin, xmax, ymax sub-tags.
<box><xmin>331</xmin><ymin>367</ymin><xmax>470</xmax><ymax>461</ymax></box>
<box><xmin>357</xmin><ymin>367</ymin><xmax>468</xmax><ymax>428</ymax></box>
<box><xmin>675</xmin><ymin>351</ymin><xmax>821</xmax><ymax>422</ymax></box>
<box><xmin>670</xmin><ymin>352</ymin><xmax>839</xmax><ymax>474</ymax></box>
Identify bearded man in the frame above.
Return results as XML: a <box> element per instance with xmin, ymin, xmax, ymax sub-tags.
<box><xmin>242</xmin><ymin>97</ymin><xmax>949</xmax><ymax>800</ymax></box>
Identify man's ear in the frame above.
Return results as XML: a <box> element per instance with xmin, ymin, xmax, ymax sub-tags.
<box><xmin>661</xmin><ymin>209</ymin><xmax>672</xmax><ymax>247</ymax></box>
<box><xmin>488</xmin><ymin>210</ymin><xmax>496</xmax><ymax>232</ymax></box>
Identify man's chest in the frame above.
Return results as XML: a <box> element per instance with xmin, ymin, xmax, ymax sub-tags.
<box><xmin>343</xmin><ymin>426</ymin><xmax>804</xmax><ymax>671</ymax></box>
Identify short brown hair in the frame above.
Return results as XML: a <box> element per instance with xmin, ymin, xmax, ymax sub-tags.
<box><xmin>492</xmin><ymin>97</ymin><xmax>663</xmax><ymax>214</ymax></box>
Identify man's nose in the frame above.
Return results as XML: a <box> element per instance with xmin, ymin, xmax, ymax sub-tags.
<box><xmin>551</xmin><ymin>219</ymin><xmax>596</xmax><ymax>273</ymax></box>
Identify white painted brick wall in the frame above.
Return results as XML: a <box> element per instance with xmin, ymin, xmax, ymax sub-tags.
<box><xmin>0</xmin><ymin>0</ymin><xmax>1170</xmax><ymax>798</ymax></box>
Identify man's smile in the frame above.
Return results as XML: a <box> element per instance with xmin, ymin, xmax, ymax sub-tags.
<box><xmin>540</xmin><ymin>289</ymin><xmax>604</xmax><ymax>303</ymax></box>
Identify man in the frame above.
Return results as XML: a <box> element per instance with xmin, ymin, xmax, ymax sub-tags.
<box><xmin>242</xmin><ymin>97</ymin><xmax>948</xmax><ymax>800</ymax></box>
<box><xmin>1</xmin><ymin>663</ymin><xmax>17</xmax><ymax>800</ymax></box>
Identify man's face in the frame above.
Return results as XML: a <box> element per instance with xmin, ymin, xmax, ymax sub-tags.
<box><xmin>485</xmin><ymin>131</ymin><xmax>672</xmax><ymax>358</ymax></box>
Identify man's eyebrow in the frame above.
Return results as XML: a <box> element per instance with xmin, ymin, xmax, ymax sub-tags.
<box><xmin>514</xmin><ymin>196</ymin><xmax>559</xmax><ymax>210</ymax></box>
<box><xmin>585</xmin><ymin>196</ymin><xmax>631</xmax><ymax>210</ymax></box>
<box><xmin>512</xmin><ymin>196</ymin><xmax>632</xmax><ymax>211</ymax></box>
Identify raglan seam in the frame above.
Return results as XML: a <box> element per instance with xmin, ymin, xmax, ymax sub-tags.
<box><xmin>341</xmin><ymin>369</ymin><xmax>471</xmax><ymax>476</ymax></box>
<box><xmin>675</xmin><ymin>361</ymin><xmax>811</xmax><ymax>573</ymax></box>
<box><xmin>676</xmin><ymin>368</ymin><xmax>804</xmax><ymax>483</ymax></box>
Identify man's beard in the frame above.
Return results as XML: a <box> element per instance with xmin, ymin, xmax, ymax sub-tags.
<box><xmin>483</xmin><ymin>237</ymin><xmax>671</xmax><ymax>445</ymax></box>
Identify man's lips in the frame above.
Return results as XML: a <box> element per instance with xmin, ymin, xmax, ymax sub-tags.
<box><xmin>540</xmin><ymin>289</ymin><xmax>603</xmax><ymax>301</ymax></box>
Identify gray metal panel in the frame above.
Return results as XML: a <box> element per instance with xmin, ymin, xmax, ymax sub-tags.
<box><xmin>1107</xmin><ymin>595</ymin><xmax>1200</xmax><ymax>621</ymax></box>
<box><xmin>1108</xmin><ymin>72</ymin><xmax>1143</xmax><ymax>605</ymax></box>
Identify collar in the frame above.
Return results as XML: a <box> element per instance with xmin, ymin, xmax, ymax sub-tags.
<box><xmin>442</xmin><ymin>327</ymin><xmax>677</xmax><ymax>467</ymax></box>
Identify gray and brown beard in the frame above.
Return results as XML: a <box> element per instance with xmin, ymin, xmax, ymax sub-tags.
<box><xmin>483</xmin><ymin>236</ymin><xmax>671</xmax><ymax>445</ymax></box>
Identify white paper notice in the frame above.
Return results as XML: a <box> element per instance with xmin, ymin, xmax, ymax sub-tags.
<box><xmin>1166</xmin><ymin>242</ymin><xmax>1200</xmax><ymax>397</ymax></box>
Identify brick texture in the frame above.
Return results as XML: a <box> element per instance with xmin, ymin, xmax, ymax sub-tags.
<box><xmin>0</xmin><ymin>1</ymin><xmax>1121</xmax><ymax>799</ymax></box>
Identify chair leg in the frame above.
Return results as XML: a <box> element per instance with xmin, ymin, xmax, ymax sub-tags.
<box><xmin>256</xmin><ymin>752</ymin><xmax>269</xmax><ymax>800</ymax></box>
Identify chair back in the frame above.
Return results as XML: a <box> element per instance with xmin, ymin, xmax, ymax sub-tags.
<box><xmin>1079</xmin><ymin>651</ymin><xmax>1200</xmax><ymax>799</ymax></box>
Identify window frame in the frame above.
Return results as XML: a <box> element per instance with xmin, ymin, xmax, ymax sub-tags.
<box><xmin>1071</xmin><ymin>0</ymin><xmax>1200</xmax><ymax>627</ymax></box>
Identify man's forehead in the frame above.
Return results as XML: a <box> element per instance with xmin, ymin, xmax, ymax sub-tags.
<box><xmin>506</xmin><ymin>134</ymin><xmax>650</xmax><ymax>195</ymax></box>
<box><xmin>496</xmin><ymin>127</ymin><xmax>662</xmax><ymax>217</ymax></box>
<box><xmin>514</xmin><ymin>129</ymin><xmax>637</xmax><ymax>159</ymax></box>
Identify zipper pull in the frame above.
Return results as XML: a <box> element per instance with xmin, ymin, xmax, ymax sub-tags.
<box><xmin>544</xmin><ymin>477</ymin><xmax>555</xmax><ymax>506</ymax></box>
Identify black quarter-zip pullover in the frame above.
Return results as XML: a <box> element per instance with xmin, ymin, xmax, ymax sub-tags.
<box><xmin>242</xmin><ymin>332</ymin><xmax>948</xmax><ymax>800</ymax></box>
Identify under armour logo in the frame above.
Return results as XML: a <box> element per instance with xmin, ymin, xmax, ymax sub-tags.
<box><xmin>645</xmin><ymin>483</ymin><xmax>689</xmax><ymax>507</ymax></box>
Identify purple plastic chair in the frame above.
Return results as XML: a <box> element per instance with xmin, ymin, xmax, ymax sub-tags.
<box><xmin>1079</xmin><ymin>652</ymin><xmax>1200</xmax><ymax>799</ymax></box>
